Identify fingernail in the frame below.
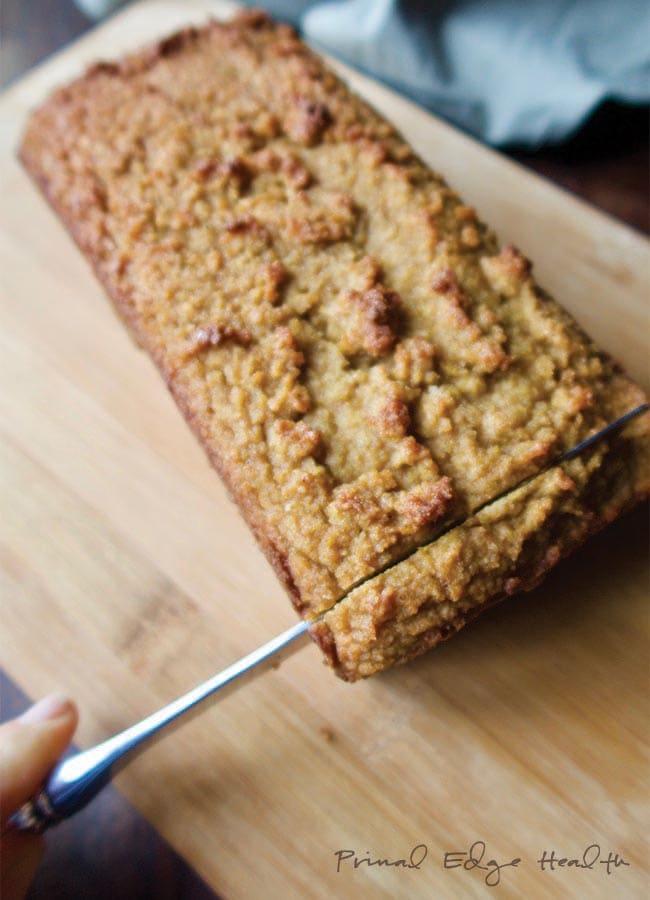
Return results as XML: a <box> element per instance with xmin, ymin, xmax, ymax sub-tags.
<box><xmin>20</xmin><ymin>693</ymin><xmax>73</xmax><ymax>724</ymax></box>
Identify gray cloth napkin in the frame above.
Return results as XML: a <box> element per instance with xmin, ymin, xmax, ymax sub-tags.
<box><xmin>75</xmin><ymin>0</ymin><xmax>650</xmax><ymax>147</ymax></box>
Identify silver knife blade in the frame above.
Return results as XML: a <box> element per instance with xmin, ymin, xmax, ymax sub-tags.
<box><xmin>557</xmin><ymin>401</ymin><xmax>649</xmax><ymax>462</ymax></box>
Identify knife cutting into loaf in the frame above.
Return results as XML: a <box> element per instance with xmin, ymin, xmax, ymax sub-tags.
<box><xmin>9</xmin><ymin>400</ymin><xmax>649</xmax><ymax>834</ymax></box>
<box><xmin>12</xmin><ymin>9</ymin><xmax>649</xmax><ymax>831</ymax></box>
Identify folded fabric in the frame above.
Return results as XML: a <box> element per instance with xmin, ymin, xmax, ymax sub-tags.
<box><xmin>74</xmin><ymin>0</ymin><xmax>650</xmax><ymax>147</ymax></box>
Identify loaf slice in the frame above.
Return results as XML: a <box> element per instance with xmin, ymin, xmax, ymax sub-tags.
<box><xmin>20</xmin><ymin>11</ymin><xmax>649</xmax><ymax>655</ymax></box>
<box><xmin>312</xmin><ymin>417</ymin><xmax>650</xmax><ymax>679</ymax></box>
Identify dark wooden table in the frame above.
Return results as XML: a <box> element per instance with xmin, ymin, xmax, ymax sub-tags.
<box><xmin>1</xmin><ymin>3</ymin><xmax>648</xmax><ymax>898</ymax></box>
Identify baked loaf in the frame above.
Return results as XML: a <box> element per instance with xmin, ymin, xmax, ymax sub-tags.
<box><xmin>20</xmin><ymin>10</ymin><xmax>649</xmax><ymax>678</ymax></box>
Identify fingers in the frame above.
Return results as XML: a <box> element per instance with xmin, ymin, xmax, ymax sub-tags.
<box><xmin>0</xmin><ymin>694</ymin><xmax>78</xmax><ymax>822</ymax></box>
<box><xmin>0</xmin><ymin>696</ymin><xmax>78</xmax><ymax>900</ymax></box>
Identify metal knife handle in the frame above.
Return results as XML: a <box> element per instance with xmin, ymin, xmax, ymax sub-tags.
<box><xmin>9</xmin><ymin>620</ymin><xmax>310</xmax><ymax>833</ymax></box>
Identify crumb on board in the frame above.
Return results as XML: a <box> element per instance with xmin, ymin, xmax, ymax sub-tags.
<box><xmin>319</xmin><ymin>724</ymin><xmax>336</xmax><ymax>742</ymax></box>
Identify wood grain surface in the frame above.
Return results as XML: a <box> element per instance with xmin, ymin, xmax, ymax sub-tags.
<box><xmin>1</xmin><ymin>2</ymin><xmax>649</xmax><ymax>898</ymax></box>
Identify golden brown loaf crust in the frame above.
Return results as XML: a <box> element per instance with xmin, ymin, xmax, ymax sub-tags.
<box><xmin>311</xmin><ymin>423</ymin><xmax>650</xmax><ymax>679</ymax></box>
<box><xmin>19</xmin><ymin>10</ymin><xmax>649</xmax><ymax>677</ymax></box>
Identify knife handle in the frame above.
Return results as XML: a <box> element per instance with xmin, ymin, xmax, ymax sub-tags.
<box><xmin>9</xmin><ymin>620</ymin><xmax>310</xmax><ymax>832</ymax></box>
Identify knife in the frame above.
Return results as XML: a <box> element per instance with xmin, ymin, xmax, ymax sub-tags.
<box><xmin>8</xmin><ymin>402</ymin><xmax>648</xmax><ymax>834</ymax></box>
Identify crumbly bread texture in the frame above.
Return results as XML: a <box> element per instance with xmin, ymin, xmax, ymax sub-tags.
<box><xmin>20</xmin><ymin>11</ymin><xmax>649</xmax><ymax>675</ymax></box>
<box><xmin>312</xmin><ymin>424</ymin><xmax>650</xmax><ymax>679</ymax></box>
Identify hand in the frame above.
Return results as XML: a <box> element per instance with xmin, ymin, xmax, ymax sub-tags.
<box><xmin>0</xmin><ymin>695</ymin><xmax>78</xmax><ymax>900</ymax></box>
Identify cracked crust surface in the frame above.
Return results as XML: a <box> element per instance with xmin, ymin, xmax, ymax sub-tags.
<box><xmin>19</xmin><ymin>11</ymin><xmax>649</xmax><ymax>665</ymax></box>
<box><xmin>313</xmin><ymin>421</ymin><xmax>650</xmax><ymax>679</ymax></box>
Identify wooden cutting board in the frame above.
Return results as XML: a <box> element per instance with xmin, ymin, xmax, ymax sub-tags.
<box><xmin>1</xmin><ymin>2</ymin><xmax>648</xmax><ymax>897</ymax></box>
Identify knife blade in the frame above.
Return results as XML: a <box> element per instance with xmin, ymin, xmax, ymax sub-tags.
<box><xmin>9</xmin><ymin>401</ymin><xmax>648</xmax><ymax>833</ymax></box>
